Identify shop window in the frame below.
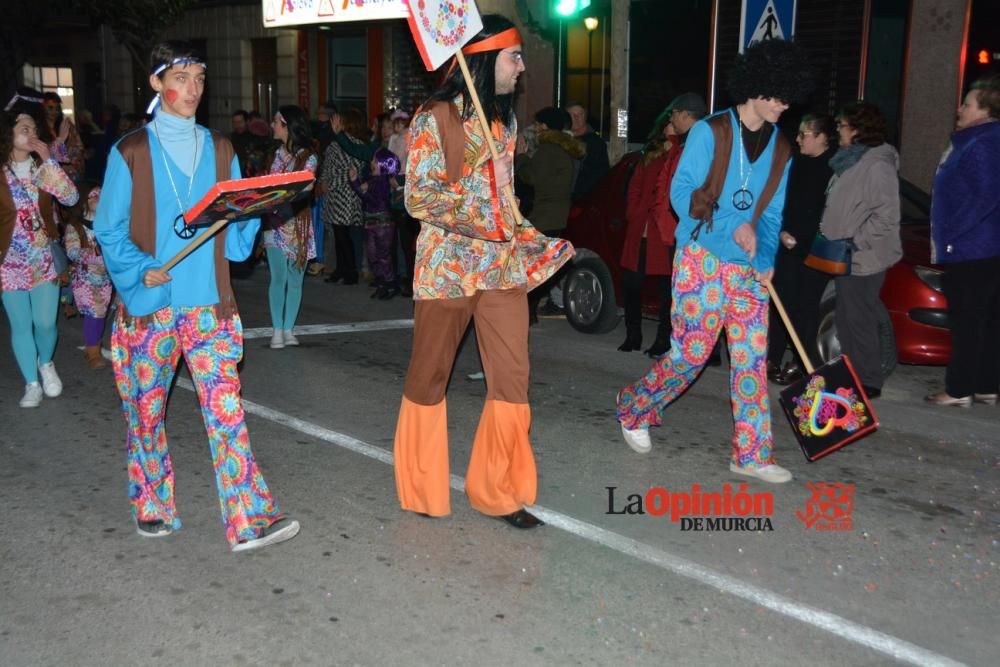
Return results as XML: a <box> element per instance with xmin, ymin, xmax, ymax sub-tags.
<box><xmin>23</xmin><ymin>65</ymin><xmax>75</xmax><ymax>120</ymax></box>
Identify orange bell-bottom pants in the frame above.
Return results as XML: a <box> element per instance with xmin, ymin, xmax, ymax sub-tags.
<box><xmin>394</xmin><ymin>288</ymin><xmax>537</xmax><ymax>517</ymax></box>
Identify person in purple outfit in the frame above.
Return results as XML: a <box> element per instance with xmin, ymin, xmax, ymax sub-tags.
<box><xmin>349</xmin><ymin>147</ymin><xmax>400</xmax><ymax>299</ymax></box>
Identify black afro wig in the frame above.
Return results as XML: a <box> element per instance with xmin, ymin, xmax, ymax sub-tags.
<box><xmin>726</xmin><ymin>39</ymin><xmax>814</xmax><ymax>105</ymax></box>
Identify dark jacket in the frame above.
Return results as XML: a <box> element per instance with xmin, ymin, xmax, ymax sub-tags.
<box><xmin>572</xmin><ymin>129</ymin><xmax>610</xmax><ymax>201</ymax></box>
<box><xmin>931</xmin><ymin>120</ymin><xmax>1000</xmax><ymax>264</ymax></box>
<box><xmin>515</xmin><ymin>129</ymin><xmax>586</xmax><ymax>233</ymax></box>
<box><xmin>780</xmin><ymin>145</ymin><xmax>836</xmax><ymax>257</ymax></box>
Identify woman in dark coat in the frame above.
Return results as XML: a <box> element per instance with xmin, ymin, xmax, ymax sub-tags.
<box><xmin>925</xmin><ymin>74</ymin><xmax>1000</xmax><ymax>407</ymax></box>
<box><xmin>767</xmin><ymin>113</ymin><xmax>837</xmax><ymax>384</ymax></box>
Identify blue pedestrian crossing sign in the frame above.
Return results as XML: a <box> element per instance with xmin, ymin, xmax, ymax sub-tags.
<box><xmin>739</xmin><ymin>0</ymin><xmax>796</xmax><ymax>53</ymax></box>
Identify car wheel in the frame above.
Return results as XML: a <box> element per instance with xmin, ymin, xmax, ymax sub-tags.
<box><xmin>564</xmin><ymin>257</ymin><xmax>620</xmax><ymax>334</ymax></box>
<box><xmin>817</xmin><ymin>297</ymin><xmax>897</xmax><ymax>380</ymax></box>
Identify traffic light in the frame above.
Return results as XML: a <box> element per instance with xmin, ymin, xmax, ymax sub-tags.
<box><xmin>978</xmin><ymin>49</ymin><xmax>990</xmax><ymax>65</ymax></box>
<box><xmin>554</xmin><ymin>0</ymin><xmax>592</xmax><ymax>18</ymax></box>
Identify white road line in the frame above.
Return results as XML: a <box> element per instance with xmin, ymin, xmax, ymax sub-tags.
<box><xmin>242</xmin><ymin>319</ymin><xmax>414</xmax><ymax>340</ymax></box>
<box><xmin>174</xmin><ymin>378</ymin><xmax>966</xmax><ymax>667</ymax></box>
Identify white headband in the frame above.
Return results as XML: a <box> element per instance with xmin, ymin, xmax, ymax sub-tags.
<box><xmin>146</xmin><ymin>57</ymin><xmax>207</xmax><ymax>115</ymax></box>
<box><xmin>5</xmin><ymin>93</ymin><xmax>44</xmax><ymax>112</ymax></box>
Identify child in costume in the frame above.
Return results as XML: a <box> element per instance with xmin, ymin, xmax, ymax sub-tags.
<box><xmin>261</xmin><ymin>105</ymin><xmax>318</xmax><ymax>349</ymax></box>
<box><xmin>350</xmin><ymin>147</ymin><xmax>400</xmax><ymax>300</ymax></box>
<box><xmin>1</xmin><ymin>93</ymin><xmax>78</xmax><ymax>408</ymax></box>
<box><xmin>64</xmin><ymin>183</ymin><xmax>112</xmax><ymax>369</ymax></box>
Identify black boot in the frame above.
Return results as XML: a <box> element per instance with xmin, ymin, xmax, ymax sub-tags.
<box><xmin>618</xmin><ymin>331</ymin><xmax>642</xmax><ymax>352</ymax></box>
<box><xmin>378</xmin><ymin>282</ymin><xmax>400</xmax><ymax>300</ymax></box>
<box><xmin>644</xmin><ymin>322</ymin><xmax>671</xmax><ymax>357</ymax></box>
<box><xmin>644</xmin><ymin>337</ymin><xmax>670</xmax><ymax>357</ymax></box>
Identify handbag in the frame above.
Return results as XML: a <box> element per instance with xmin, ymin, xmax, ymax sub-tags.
<box><xmin>49</xmin><ymin>240</ymin><xmax>69</xmax><ymax>274</ymax></box>
<box><xmin>804</xmin><ymin>233</ymin><xmax>854</xmax><ymax>275</ymax></box>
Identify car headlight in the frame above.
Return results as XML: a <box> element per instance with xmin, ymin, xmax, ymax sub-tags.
<box><xmin>914</xmin><ymin>266</ymin><xmax>943</xmax><ymax>293</ymax></box>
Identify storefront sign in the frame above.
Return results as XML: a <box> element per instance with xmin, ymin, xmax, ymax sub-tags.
<box><xmin>263</xmin><ymin>0</ymin><xmax>408</xmax><ymax>28</ymax></box>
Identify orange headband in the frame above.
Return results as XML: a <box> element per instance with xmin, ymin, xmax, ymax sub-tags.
<box><xmin>461</xmin><ymin>27</ymin><xmax>522</xmax><ymax>55</ymax></box>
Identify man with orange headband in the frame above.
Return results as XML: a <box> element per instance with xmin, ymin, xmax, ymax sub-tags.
<box><xmin>393</xmin><ymin>14</ymin><xmax>574</xmax><ymax>529</ymax></box>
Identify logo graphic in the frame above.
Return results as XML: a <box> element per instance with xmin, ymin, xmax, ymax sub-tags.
<box><xmin>606</xmin><ymin>483</ymin><xmax>774</xmax><ymax>532</ymax></box>
<box><xmin>791</xmin><ymin>375</ymin><xmax>869</xmax><ymax>438</ymax></box>
<box><xmin>797</xmin><ymin>482</ymin><xmax>854</xmax><ymax>531</ymax></box>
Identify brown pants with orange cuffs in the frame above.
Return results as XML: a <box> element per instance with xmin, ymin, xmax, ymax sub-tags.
<box><xmin>393</xmin><ymin>288</ymin><xmax>537</xmax><ymax>517</ymax></box>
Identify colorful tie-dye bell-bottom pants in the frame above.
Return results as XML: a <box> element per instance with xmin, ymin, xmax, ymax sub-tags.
<box><xmin>111</xmin><ymin>305</ymin><xmax>284</xmax><ymax>547</ymax></box>
<box><xmin>616</xmin><ymin>244</ymin><xmax>776</xmax><ymax>469</ymax></box>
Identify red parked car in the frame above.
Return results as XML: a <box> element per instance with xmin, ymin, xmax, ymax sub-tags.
<box><xmin>560</xmin><ymin>154</ymin><xmax>950</xmax><ymax>375</ymax></box>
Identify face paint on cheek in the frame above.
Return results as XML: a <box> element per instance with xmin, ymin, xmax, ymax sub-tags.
<box><xmin>164</xmin><ymin>89</ymin><xmax>179</xmax><ymax>104</ymax></box>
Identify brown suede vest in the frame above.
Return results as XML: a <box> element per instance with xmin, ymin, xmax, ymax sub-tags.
<box><xmin>424</xmin><ymin>100</ymin><xmax>467</xmax><ymax>183</ymax></box>
<box><xmin>0</xmin><ymin>164</ymin><xmax>58</xmax><ymax>269</ymax></box>
<box><xmin>116</xmin><ymin>128</ymin><xmax>238</xmax><ymax>320</ymax></box>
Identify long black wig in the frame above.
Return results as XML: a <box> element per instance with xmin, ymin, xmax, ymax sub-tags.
<box><xmin>428</xmin><ymin>14</ymin><xmax>519</xmax><ymax>129</ymax></box>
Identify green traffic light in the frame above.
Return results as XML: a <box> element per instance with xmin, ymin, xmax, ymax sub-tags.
<box><xmin>554</xmin><ymin>0</ymin><xmax>591</xmax><ymax>17</ymax></box>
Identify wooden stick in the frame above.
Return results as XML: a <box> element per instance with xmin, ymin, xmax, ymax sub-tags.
<box><xmin>161</xmin><ymin>218</ymin><xmax>230</xmax><ymax>272</ymax></box>
<box><xmin>764</xmin><ymin>279</ymin><xmax>815</xmax><ymax>375</ymax></box>
<box><xmin>454</xmin><ymin>51</ymin><xmax>523</xmax><ymax>227</ymax></box>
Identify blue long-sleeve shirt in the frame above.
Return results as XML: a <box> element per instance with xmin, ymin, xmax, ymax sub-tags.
<box><xmin>671</xmin><ymin>109</ymin><xmax>791</xmax><ymax>273</ymax></box>
<box><xmin>94</xmin><ymin>121</ymin><xmax>259</xmax><ymax>316</ymax></box>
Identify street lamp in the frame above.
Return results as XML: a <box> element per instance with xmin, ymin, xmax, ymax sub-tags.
<box><xmin>584</xmin><ymin>17</ymin><xmax>598</xmax><ymax>117</ymax></box>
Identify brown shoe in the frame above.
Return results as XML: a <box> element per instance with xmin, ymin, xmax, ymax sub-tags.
<box><xmin>84</xmin><ymin>346</ymin><xmax>107</xmax><ymax>369</ymax></box>
<box><xmin>923</xmin><ymin>391</ymin><xmax>972</xmax><ymax>407</ymax></box>
<box><xmin>973</xmin><ymin>393</ymin><xmax>999</xmax><ymax>405</ymax></box>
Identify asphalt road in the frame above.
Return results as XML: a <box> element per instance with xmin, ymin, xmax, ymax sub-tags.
<box><xmin>1</xmin><ymin>268</ymin><xmax>997</xmax><ymax>667</ymax></box>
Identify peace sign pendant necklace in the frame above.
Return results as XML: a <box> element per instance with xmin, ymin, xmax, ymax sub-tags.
<box><xmin>732</xmin><ymin>113</ymin><xmax>766</xmax><ymax>212</ymax></box>
<box><xmin>152</xmin><ymin>119</ymin><xmax>201</xmax><ymax>239</ymax></box>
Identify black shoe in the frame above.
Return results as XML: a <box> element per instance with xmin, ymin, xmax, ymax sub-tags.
<box><xmin>862</xmin><ymin>385</ymin><xmax>881</xmax><ymax>399</ymax></box>
<box><xmin>499</xmin><ymin>510</ymin><xmax>544</xmax><ymax>529</ymax></box>
<box><xmin>134</xmin><ymin>516</ymin><xmax>173</xmax><ymax>538</ymax></box>
<box><xmin>371</xmin><ymin>286</ymin><xmax>387</xmax><ymax>299</ymax></box>
<box><xmin>538</xmin><ymin>301</ymin><xmax>565</xmax><ymax>318</ymax></box>
<box><xmin>618</xmin><ymin>335</ymin><xmax>642</xmax><ymax>352</ymax></box>
<box><xmin>324</xmin><ymin>270</ymin><xmax>343</xmax><ymax>284</ymax></box>
<box><xmin>379</xmin><ymin>285</ymin><xmax>400</xmax><ymax>300</ymax></box>
<box><xmin>644</xmin><ymin>340</ymin><xmax>670</xmax><ymax>357</ymax></box>
<box><xmin>776</xmin><ymin>363</ymin><xmax>805</xmax><ymax>386</ymax></box>
<box><xmin>231</xmin><ymin>518</ymin><xmax>301</xmax><ymax>553</ymax></box>
<box><xmin>766</xmin><ymin>361</ymin><xmax>782</xmax><ymax>381</ymax></box>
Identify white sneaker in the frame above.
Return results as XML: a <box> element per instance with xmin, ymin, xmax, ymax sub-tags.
<box><xmin>283</xmin><ymin>330</ymin><xmax>299</xmax><ymax>346</ymax></box>
<box><xmin>466</xmin><ymin>371</ymin><xmax>485</xmax><ymax>380</ymax></box>
<box><xmin>621</xmin><ymin>423</ymin><xmax>652</xmax><ymax>453</ymax></box>
<box><xmin>38</xmin><ymin>361</ymin><xmax>62</xmax><ymax>397</ymax></box>
<box><xmin>729</xmin><ymin>462</ymin><xmax>793</xmax><ymax>484</ymax></box>
<box><xmin>232</xmin><ymin>519</ymin><xmax>300</xmax><ymax>553</ymax></box>
<box><xmin>20</xmin><ymin>382</ymin><xmax>43</xmax><ymax>408</ymax></box>
<box><xmin>269</xmin><ymin>330</ymin><xmax>285</xmax><ymax>349</ymax></box>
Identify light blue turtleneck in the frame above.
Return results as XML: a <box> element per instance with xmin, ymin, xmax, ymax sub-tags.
<box><xmin>149</xmin><ymin>111</ymin><xmax>202</xmax><ymax>178</ymax></box>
